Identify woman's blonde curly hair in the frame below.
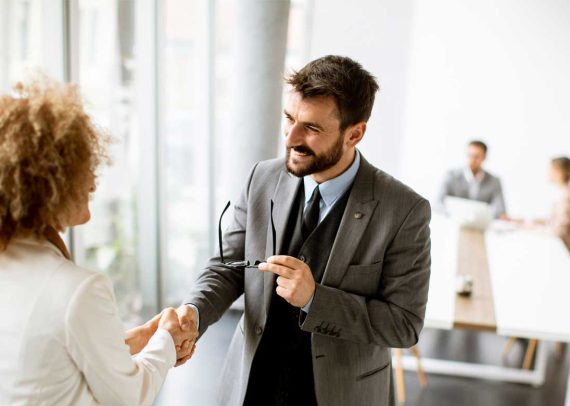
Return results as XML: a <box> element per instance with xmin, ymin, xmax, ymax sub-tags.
<box><xmin>0</xmin><ymin>78</ymin><xmax>108</xmax><ymax>250</ymax></box>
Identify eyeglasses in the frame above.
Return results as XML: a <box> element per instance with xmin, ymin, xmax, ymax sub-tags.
<box><xmin>218</xmin><ymin>200</ymin><xmax>276</xmax><ymax>269</ymax></box>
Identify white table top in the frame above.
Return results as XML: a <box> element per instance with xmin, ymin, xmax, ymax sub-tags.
<box><xmin>424</xmin><ymin>215</ymin><xmax>460</xmax><ymax>329</ymax></box>
<box><xmin>486</xmin><ymin>229</ymin><xmax>570</xmax><ymax>342</ymax></box>
<box><xmin>425</xmin><ymin>215</ymin><xmax>570</xmax><ymax>341</ymax></box>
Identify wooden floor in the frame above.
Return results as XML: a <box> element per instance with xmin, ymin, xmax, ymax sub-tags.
<box><xmin>155</xmin><ymin>310</ymin><xmax>570</xmax><ymax>406</ymax></box>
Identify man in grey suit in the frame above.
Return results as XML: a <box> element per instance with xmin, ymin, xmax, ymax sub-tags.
<box><xmin>438</xmin><ymin>140</ymin><xmax>507</xmax><ymax>218</ymax></box>
<box><xmin>176</xmin><ymin>55</ymin><xmax>431</xmax><ymax>406</ymax></box>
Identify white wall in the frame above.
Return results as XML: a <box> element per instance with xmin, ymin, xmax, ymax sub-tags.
<box><xmin>309</xmin><ymin>0</ymin><xmax>570</xmax><ymax>218</ymax></box>
<box><xmin>309</xmin><ymin>0</ymin><xmax>416</xmax><ymax>176</ymax></box>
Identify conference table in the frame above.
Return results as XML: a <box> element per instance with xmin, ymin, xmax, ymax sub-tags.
<box><xmin>399</xmin><ymin>214</ymin><xmax>570</xmax><ymax>405</ymax></box>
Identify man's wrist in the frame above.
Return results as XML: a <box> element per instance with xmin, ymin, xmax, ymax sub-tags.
<box><xmin>302</xmin><ymin>288</ymin><xmax>316</xmax><ymax>313</ymax></box>
<box><xmin>185</xmin><ymin>303</ymin><xmax>200</xmax><ymax>330</ymax></box>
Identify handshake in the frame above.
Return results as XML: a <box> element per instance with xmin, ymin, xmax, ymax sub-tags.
<box><xmin>127</xmin><ymin>305</ymin><xmax>199</xmax><ymax>367</ymax></box>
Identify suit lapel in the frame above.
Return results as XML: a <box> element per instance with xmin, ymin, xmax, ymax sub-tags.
<box><xmin>263</xmin><ymin>169</ymin><xmax>302</xmax><ymax>314</ymax></box>
<box><xmin>321</xmin><ymin>157</ymin><xmax>380</xmax><ymax>286</ymax></box>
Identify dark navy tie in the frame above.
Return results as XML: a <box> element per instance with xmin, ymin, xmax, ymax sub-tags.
<box><xmin>302</xmin><ymin>186</ymin><xmax>321</xmax><ymax>240</ymax></box>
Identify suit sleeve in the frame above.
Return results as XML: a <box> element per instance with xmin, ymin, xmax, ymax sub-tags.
<box><xmin>300</xmin><ymin>198</ymin><xmax>431</xmax><ymax>348</ymax></box>
<box><xmin>490</xmin><ymin>178</ymin><xmax>507</xmax><ymax>217</ymax></box>
<box><xmin>65</xmin><ymin>274</ymin><xmax>176</xmax><ymax>406</ymax></box>
<box><xmin>183</xmin><ymin>163</ymin><xmax>258</xmax><ymax>337</ymax></box>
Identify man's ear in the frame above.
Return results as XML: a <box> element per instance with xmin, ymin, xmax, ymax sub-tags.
<box><xmin>345</xmin><ymin>122</ymin><xmax>366</xmax><ymax>147</ymax></box>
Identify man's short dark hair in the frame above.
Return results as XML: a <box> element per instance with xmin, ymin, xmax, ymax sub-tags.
<box><xmin>286</xmin><ymin>55</ymin><xmax>380</xmax><ymax>131</ymax></box>
<box><xmin>468</xmin><ymin>140</ymin><xmax>488</xmax><ymax>154</ymax></box>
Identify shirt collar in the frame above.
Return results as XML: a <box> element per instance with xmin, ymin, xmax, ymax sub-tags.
<box><xmin>464</xmin><ymin>167</ymin><xmax>485</xmax><ymax>183</ymax></box>
<box><xmin>303</xmin><ymin>150</ymin><xmax>361</xmax><ymax>207</ymax></box>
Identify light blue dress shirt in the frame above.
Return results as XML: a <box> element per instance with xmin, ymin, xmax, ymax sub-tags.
<box><xmin>302</xmin><ymin>150</ymin><xmax>361</xmax><ymax>222</ymax></box>
<box><xmin>301</xmin><ymin>150</ymin><xmax>361</xmax><ymax>312</ymax></box>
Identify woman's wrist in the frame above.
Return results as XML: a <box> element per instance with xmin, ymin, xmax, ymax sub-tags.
<box><xmin>125</xmin><ymin>324</ymin><xmax>154</xmax><ymax>355</ymax></box>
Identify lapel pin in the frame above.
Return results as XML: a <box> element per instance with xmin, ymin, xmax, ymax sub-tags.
<box><xmin>354</xmin><ymin>212</ymin><xmax>364</xmax><ymax>219</ymax></box>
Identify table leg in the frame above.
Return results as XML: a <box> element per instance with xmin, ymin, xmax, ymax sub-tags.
<box><xmin>394</xmin><ymin>349</ymin><xmax>406</xmax><ymax>404</ymax></box>
<box><xmin>565</xmin><ymin>365</ymin><xmax>570</xmax><ymax>406</ymax></box>
<box><xmin>523</xmin><ymin>339</ymin><xmax>538</xmax><ymax>370</ymax></box>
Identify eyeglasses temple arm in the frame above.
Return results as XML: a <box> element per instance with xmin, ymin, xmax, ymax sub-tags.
<box><xmin>270</xmin><ymin>200</ymin><xmax>276</xmax><ymax>257</ymax></box>
<box><xmin>218</xmin><ymin>201</ymin><xmax>231</xmax><ymax>264</ymax></box>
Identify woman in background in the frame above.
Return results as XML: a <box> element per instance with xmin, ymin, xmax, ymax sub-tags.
<box><xmin>503</xmin><ymin>157</ymin><xmax>570</xmax><ymax>363</ymax></box>
<box><xmin>534</xmin><ymin>157</ymin><xmax>570</xmax><ymax>251</ymax></box>
<box><xmin>0</xmin><ymin>79</ymin><xmax>195</xmax><ymax>405</ymax></box>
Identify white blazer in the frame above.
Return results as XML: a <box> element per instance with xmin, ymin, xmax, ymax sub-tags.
<box><xmin>0</xmin><ymin>236</ymin><xmax>175</xmax><ymax>405</ymax></box>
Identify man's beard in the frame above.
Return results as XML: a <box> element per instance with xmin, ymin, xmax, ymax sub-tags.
<box><xmin>286</xmin><ymin>133</ymin><xmax>344</xmax><ymax>177</ymax></box>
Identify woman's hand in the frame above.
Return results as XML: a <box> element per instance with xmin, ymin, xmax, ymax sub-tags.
<box><xmin>124</xmin><ymin>312</ymin><xmax>162</xmax><ymax>355</ymax></box>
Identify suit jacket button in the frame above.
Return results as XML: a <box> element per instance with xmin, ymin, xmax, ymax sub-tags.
<box><xmin>255</xmin><ymin>325</ymin><xmax>263</xmax><ymax>335</ymax></box>
<box><xmin>299</xmin><ymin>255</ymin><xmax>306</xmax><ymax>262</ymax></box>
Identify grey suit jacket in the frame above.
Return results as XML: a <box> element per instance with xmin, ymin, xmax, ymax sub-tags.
<box><xmin>437</xmin><ymin>168</ymin><xmax>506</xmax><ymax>217</ymax></box>
<box><xmin>184</xmin><ymin>154</ymin><xmax>431</xmax><ymax>406</ymax></box>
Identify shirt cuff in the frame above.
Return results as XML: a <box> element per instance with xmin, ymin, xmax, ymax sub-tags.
<box><xmin>185</xmin><ymin>304</ymin><xmax>200</xmax><ymax>330</ymax></box>
<box><xmin>301</xmin><ymin>292</ymin><xmax>315</xmax><ymax>313</ymax></box>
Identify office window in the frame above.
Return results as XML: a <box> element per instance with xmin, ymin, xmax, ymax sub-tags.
<box><xmin>73</xmin><ymin>0</ymin><xmax>144</xmax><ymax>324</ymax></box>
<box><xmin>160</xmin><ymin>0</ymin><xmax>211</xmax><ymax>306</ymax></box>
<box><xmin>0</xmin><ymin>0</ymin><xmax>64</xmax><ymax>91</ymax></box>
<box><xmin>160</xmin><ymin>0</ymin><xmax>310</xmax><ymax>307</ymax></box>
<box><xmin>0</xmin><ymin>0</ymin><xmax>310</xmax><ymax>322</ymax></box>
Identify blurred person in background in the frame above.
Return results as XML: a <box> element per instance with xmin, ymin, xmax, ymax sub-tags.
<box><xmin>0</xmin><ymin>79</ymin><xmax>196</xmax><ymax>405</ymax></box>
<box><xmin>529</xmin><ymin>157</ymin><xmax>570</xmax><ymax>251</ymax></box>
<box><xmin>438</xmin><ymin>140</ymin><xmax>507</xmax><ymax>218</ymax></box>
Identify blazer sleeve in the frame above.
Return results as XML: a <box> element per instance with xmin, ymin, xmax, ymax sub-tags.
<box><xmin>301</xmin><ymin>198</ymin><xmax>431</xmax><ymax>348</ymax></box>
<box><xmin>490</xmin><ymin>178</ymin><xmax>507</xmax><ymax>217</ymax></box>
<box><xmin>65</xmin><ymin>273</ymin><xmax>176</xmax><ymax>406</ymax></box>
<box><xmin>183</xmin><ymin>163</ymin><xmax>259</xmax><ymax>337</ymax></box>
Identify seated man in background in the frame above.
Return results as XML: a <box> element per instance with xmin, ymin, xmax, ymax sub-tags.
<box><xmin>438</xmin><ymin>140</ymin><xmax>507</xmax><ymax>218</ymax></box>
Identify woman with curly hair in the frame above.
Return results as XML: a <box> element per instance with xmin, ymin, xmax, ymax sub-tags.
<box><xmin>0</xmin><ymin>79</ymin><xmax>195</xmax><ymax>405</ymax></box>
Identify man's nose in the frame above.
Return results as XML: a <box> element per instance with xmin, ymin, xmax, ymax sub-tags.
<box><xmin>285</xmin><ymin>123</ymin><xmax>304</xmax><ymax>146</ymax></box>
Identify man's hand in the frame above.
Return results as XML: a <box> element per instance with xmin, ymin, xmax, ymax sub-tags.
<box><xmin>159</xmin><ymin>308</ymin><xmax>197</xmax><ymax>365</ymax></box>
<box><xmin>259</xmin><ymin>255</ymin><xmax>316</xmax><ymax>307</ymax></box>
<box><xmin>173</xmin><ymin>305</ymin><xmax>199</xmax><ymax>366</ymax></box>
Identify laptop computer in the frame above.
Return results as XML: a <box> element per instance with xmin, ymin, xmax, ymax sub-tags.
<box><xmin>443</xmin><ymin>196</ymin><xmax>494</xmax><ymax>230</ymax></box>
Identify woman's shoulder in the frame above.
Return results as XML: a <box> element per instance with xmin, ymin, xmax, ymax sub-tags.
<box><xmin>63</xmin><ymin>267</ymin><xmax>116</xmax><ymax>323</ymax></box>
<box><xmin>54</xmin><ymin>256</ymin><xmax>99</xmax><ymax>279</ymax></box>
<box><xmin>11</xmin><ymin>238</ymin><xmax>114</xmax><ymax>309</ymax></box>
<box><xmin>3</xmin><ymin>237</ymin><xmax>101</xmax><ymax>289</ymax></box>
<box><xmin>49</xmin><ymin>259</ymin><xmax>116</xmax><ymax>315</ymax></box>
